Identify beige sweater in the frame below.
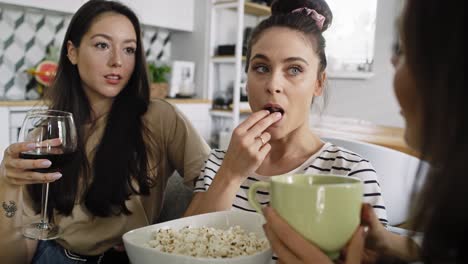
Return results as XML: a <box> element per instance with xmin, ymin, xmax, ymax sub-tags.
<box><xmin>0</xmin><ymin>99</ymin><xmax>210</xmax><ymax>262</ymax></box>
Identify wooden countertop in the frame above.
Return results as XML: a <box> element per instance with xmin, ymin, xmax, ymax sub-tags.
<box><xmin>0</xmin><ymin>100</ymin><xmax>46</xmax><ymax>107</ymax></box>
<box><xmin>0</xmin><ymin>99</ymin><xmax>211</xmax><ymax>107</ymax></box>
<box><xmin>1</xmin><ymin>100</ymin><xmax>415</xmax><ymax>157</ymax></box>
<box><xmin>213</xmin><ymin>109</ymin><xmax>416</xmax><ymax>157</ymax></box>
<box><xmin>311</xmin><ymin>116</ymin><xmax>418</xmax><ymax>157</ymax></box>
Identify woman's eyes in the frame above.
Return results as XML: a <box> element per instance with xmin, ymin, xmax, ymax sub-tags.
<box><xmin>251</xmin><ymin>64</ymin><xmax>303</xmax><ymax>76</ymax></box>
<box><xmin>95</xmin><ymin>42</ymin><xmax>109</xmax><ymax>49</ymax></box>
<box><xmin>288</xmin><ymin>66</ymin><xmax>302</xmax><ymax>76</ymax></box>
<box><xmin>253</xmin><ymin>65</ymin><xmax>269</xmax><ymax>73</ymax></box>
<box><xmin>94</xmin><ymin>42</ymin><xmax>136</xmax><ymax>55</ymax></box>
<box><xmin>124</xmin><ymin>47</ymin><xmax>136</xmax><ymax>54</ymax></box>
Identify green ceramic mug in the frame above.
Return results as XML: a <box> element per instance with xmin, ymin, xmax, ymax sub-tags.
<box><xmin>248</xmin><ymin>174</ymin><xmax>363</xmax><ymax>259</ymax></box>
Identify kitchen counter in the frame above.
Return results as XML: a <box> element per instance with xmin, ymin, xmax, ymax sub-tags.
<box><xmin>0</xmin><ymin>100</ymin><xmax>46</xmax><ymax>107</ymax></box>
<box><xmin>310</xmin><ymin>116</ymin><xmax>418</xmax><ymax>157</ymax></box>
<box><xmin>214</xmin><ymin>109</ymin><xmax>416</xmax><ymax>157</ymax></box>
<box><xmin>0</xmin><ymin>99</ymin><xmax>213</xmax><ymax>161</ymax></box>
<box><xmin>0</xmin><ymin>99</ymin><xmax>211</xmax><ymax>107</ymax></box>
<box><xmin>0</xmin><ymin>100</ymin><xmax>416</xmax><ymax>157</ymax></box>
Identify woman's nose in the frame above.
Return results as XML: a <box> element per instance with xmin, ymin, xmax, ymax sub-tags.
<box><xmin>266</xmin><ymin>72</ymin><xmax>283</xmax><ymax>94</ymax></box>
<box><xmin>109</xmin><ymin>49</ymin><xmax>122</xmax><ymax>67</ymax></box>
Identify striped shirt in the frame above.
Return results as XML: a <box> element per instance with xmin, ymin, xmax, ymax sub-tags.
<box><xmin>194</xmin><ymin>142</ymin><xmax>388</xmax><ymax>224</ymax></box>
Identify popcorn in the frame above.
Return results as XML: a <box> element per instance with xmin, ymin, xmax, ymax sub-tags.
<box><xmin>145</xmin><ymin>225</ymin><xmax>269</xmax><ymax>258</ymax></box>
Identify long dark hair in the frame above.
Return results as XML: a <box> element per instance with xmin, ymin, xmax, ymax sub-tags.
<box><xmin>245</xmin><ymin>0</ymin><xmax>332</xmax><ymax>109</ymax></box>
<box><xmin>30</xmin><ymin>0</ymin><xmax>157</xmax><ymax>217</ymax></box>
<box><xmin>402</xmin><ymin>0</ymin><xmax>466</xmax><ymax>262</ymax></box>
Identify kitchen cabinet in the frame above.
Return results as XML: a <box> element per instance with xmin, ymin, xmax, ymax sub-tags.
<box><xmin>0</xmin><ymin>107</ymin><xmax>8</xmax><ymax>162</ymax></box>
<box><xmin>0</xmin><ymin>0</ymin><xmax>86</xmax><ymax>14</ymax></box>
<box><xmin>120</xmin><ymin>0</ymin><xmax>194</xmax><ymax>31</ymax></box>
<box><xmin>0</xmin><ymin>0</ymin><xmax>194</xmax><ymax>31</ymax></box>
<box><xmin>174</xmin><ymin>101</ymin><xmax>212</xmax><ymax>141</ymax></box>
<box><xmin>0</xmin><ymin>100</ymin><xmax>211</xmax><ymax>161</ymax></box>
<box><xmin>0</xmin><ymin>103</ymin><xmax>47</xmax><ymax>162</ymax></box>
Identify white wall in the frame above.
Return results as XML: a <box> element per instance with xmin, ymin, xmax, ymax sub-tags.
<box><xmin>324</xmin><ymin>0</ymin><xmax>404</xmax><ymax>127</ymax></box>
<box><xmin>171</xmin><ymin>0</ymin><xmax>210</xmax><ymax>99</ymax></box>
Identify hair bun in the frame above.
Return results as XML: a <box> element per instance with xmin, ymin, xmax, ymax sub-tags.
<box><xmin>271</xmin><ymin>0</ymin><xmax>333</xmax><ymax>32</ymax></box>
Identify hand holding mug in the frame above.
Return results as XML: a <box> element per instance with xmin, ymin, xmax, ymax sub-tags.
<box><xmin>248</xmin><ymin>174</ymin><xmax>363</xmax><ymax>259</ymax></box>
<box><xmin>262</xmin><ymin>206</ymin><xmax>367</xmax><ymax>264</ymax></box>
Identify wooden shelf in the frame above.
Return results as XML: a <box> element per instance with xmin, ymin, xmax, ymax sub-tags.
<box><xmin>244</xmin><ymin>2</ymin><xmax>271</xmax><ymax>16</ymax></box>
<box><xmin>212</xmin><ymin>56</ymin><xmax>246</xmax><ymax>63</ymax></box>
<box><xmin>214</xmin><ymin>1</ymin><xmax>271</xmax><ymax>17</ymax></box>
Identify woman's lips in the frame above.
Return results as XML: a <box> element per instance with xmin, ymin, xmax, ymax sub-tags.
<box><xmin>263</xmin><ymin>104</ymin><xmax>285</xmax><ymax>115</ymax></box>
<box><xmin>262</xmin><ymin>104</ymin><xmax>285</xmax><ymax>126</ymax></box>
<box><xmin>104</xmin><ymin>74</ymin><xmax>122</xmax><ymax>85</ymax></box>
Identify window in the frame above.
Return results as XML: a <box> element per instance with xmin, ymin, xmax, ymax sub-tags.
<box><xmin>324</xmin><ymin>0</ymin><xmax>378</xmax><ymax>74</ymax></box>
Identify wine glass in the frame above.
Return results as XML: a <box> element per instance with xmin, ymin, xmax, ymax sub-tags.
<box><xmin>18</xmin><ymin>110</ymin><xmax>77</xmax><ymax>240</ymax></box>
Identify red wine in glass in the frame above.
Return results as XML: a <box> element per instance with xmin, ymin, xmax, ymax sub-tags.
<box><xmin>19</xmin><ymin>110</ymin><xmax>77</xmax><ymax>240</ymax></box>
<box><xmin>20</xmin><ymin>150</ymin><xmax>77</xmax><ymax>173</ymax></box>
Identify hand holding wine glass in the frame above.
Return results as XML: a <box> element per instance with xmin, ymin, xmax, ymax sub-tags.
<box><xmin>1</xmin><ymin>140</ymin><xmax>64</xmax><ymax>185</ymax></box>
<box><xmin>11</xmin><ymin>110</ymin><xmax>78</xmax><ymax>240</ymax></box>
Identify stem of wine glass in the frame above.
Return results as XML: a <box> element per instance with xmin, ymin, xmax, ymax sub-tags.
<box><xmin>40</xmin><ymin>183</ymin><xmax>50</xmax><ymax>228</ymax></box>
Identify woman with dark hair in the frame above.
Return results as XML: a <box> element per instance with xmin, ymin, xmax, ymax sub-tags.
<box><xmin>185</xmin><ymin>0</ymin><xmax>387</xmax><ymax>255</ymax></box>
<box><xmin>0</xmin><ymin>0</ymin><xmax>209</xmax><ymax>263</ymax></box>
<box><xmin>262</xmin><ymin>0</ymin><xmax>466</xmax><ymax>263</ymax></box>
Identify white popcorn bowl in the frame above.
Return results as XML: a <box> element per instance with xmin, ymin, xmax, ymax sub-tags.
<box><xmin>123</xmin><ymin>210</ymin><xmax>273</xmax><ymax>264</ymax></box>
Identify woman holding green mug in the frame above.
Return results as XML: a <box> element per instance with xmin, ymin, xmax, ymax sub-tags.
<box><xmin>262</xmin><ymin>0</ymin><xmax>466</xmax><ymax>263</ymax></box>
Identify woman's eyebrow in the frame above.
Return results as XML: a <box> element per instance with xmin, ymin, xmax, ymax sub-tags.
<box><xmin>283</xmin><ymin>57</ymin><xmax>309</xmax><ymax>65</ymax></box>
<box><xmin>90</xmin><ymin>33</ymin><xmax>136</xmax><ymax>44</ymax></box>
<box><xmin>251</xmin><ymin>53</ymin><xmax>269</xmax><ymax>62</ymax></box>
<box><xmin>251</xmin><ymin>54</ymin><xmax>309</xmax><ymax>65</ymax></box>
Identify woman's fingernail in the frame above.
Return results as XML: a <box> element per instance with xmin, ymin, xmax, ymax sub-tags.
<box><xmin>362</xmin><ymin>226</ymin><xmax>369</xmax><ymax>238</ymax></box>
<box><xmin>51</xmin><ymin>173</ymin><xmax>62</xmax><ymax>180</ymax></box>
<box><xmin>41</xmin><ymin>160</ymin><xmax>52</xmax><ymax>167</ymax></box>
<box><xmin>274</xmin><ymin>112</ymin><xmax>282</xmax><ymax>118</ymax></box>
<box><xmin>26</xmin><ymin>143</ymin><xmax>36</xmax><ymax>149</ymax></box>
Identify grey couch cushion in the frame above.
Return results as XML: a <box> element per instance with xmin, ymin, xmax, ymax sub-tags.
<box><xmin>157</xmin><ymin>172</ymin><xmax>194</xmax><ymax>223</ymax></box>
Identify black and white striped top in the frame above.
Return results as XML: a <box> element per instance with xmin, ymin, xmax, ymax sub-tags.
<box><xmin>194</xmin><ymin>142</ymin><xmax>388</xmax><ymax>225</ymax></box>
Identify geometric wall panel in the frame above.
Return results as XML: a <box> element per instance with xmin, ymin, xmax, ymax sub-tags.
<box><xmin>0</xmin><ymin>3</ymin><xmax>172</xmax><ymax>99</ymax></box>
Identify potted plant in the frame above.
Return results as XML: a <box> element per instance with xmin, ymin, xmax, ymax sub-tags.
<box><xmin>148</xmin><ymin>63</ymin><xmax>171</xmax><ymax>99</ymax></box>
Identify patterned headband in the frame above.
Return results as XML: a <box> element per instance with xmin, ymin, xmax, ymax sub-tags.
<box><xmin>291</xmin><ymin>7</ymin><xmax>326</xmax><ymax>30</ymax></box>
